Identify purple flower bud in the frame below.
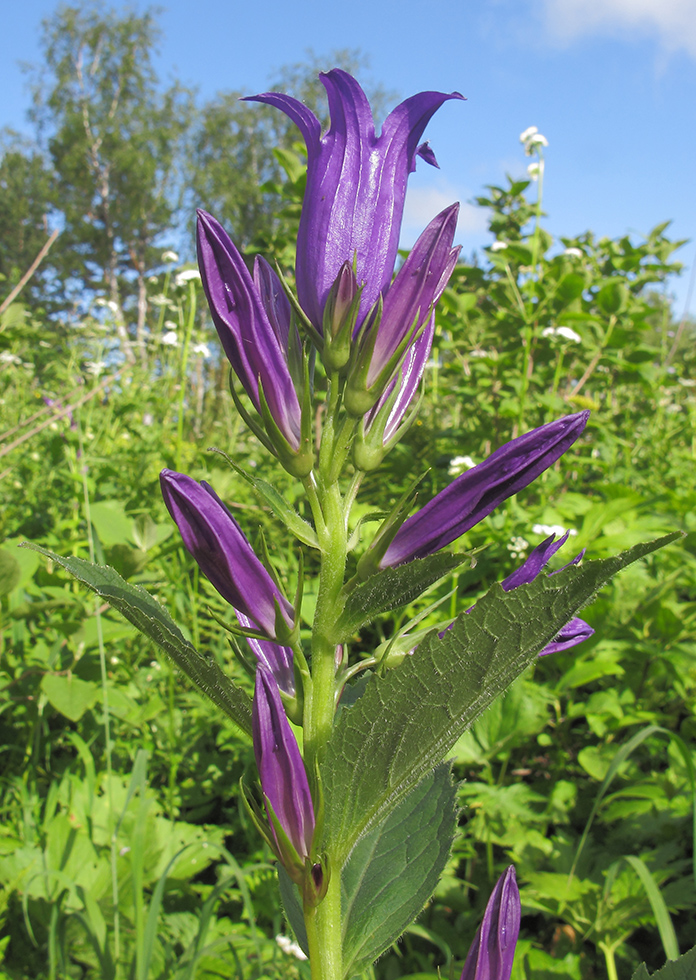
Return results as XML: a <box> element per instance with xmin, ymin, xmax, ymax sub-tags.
<box><xmin>236</xmin><ymin>612</ymin><xmax>295</xmax><ymax>696</ymax></box>
<box><xmin>160</xmin><ymin>470</ymin><xmax>294</xmax><ymax>640</ymax></box>
<box><xmin>196</xmin><ymin>210</ymin><xmax>302</xmax><ymax>453</ymax></box>
<box><xmin>502</xmin><ymin>532</ymin><xmax>594</xmax><ymax>656</ymax></box>
<box><xmin>363</xmin><ymin>204</ymin><xmax>460</xmax><ymax>390</ymax></box>
<box><xmin>253</xmin><ymin>664</ymin><xmax>315</xmax><ymax>864</ymax></box>
<box><xmin>460</xmin><ymin>866</ymin><xmax>520</xmax><ymax>980</ymax></box>
<box><xmin>247</xmin><ymin>70</ymin><xmax>464</xmax><ymax>333</ymax></box>
<box><xmin>381</xmin><ymin>412</ymin><xmax>590</xmax><ymax>568</ymax></box>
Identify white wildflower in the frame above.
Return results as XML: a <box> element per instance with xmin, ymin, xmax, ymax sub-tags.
<box><xmin>678</xmin><ymin>378</ymin><xmax>696</xmax><ymax>387</ymax></box>
<box><xmin>542</xmin><ymin>326</ymin><xmax>581</xmax><ymax>343</ymax></box>
<box><xmin>564</xmin><ymin>247</ymin><xmax>583</xmax><ymax>258</ymax></box>
<box><xmin>150</xmin><ymin>293</ymin><xmax>171</xmax><ymax>307</ymax></box>
<box><xmin>276</xmin><ymin>936</ymin><xmax>308</xmax><ymax>961</ymax></box>
<box><xmin>0</xmin><ymin>351</ymin><xmax>21</xmax><ymax>365</ymax></box>
<box><xmin>85</xmin><ymin>360</ymin><xmax>107</xmax><ymax>377</ymax></box>
<box><xmin>490</xmin><ymin>240</ymin><xmax>508</xmax><ymax>251</ymax></box>
<box><xmin>527</xmin><ymin>161</ymin><xmax>543</xmax><ymax>181</ymax></box>
<box><xmin>161</xmin><ymin>330</ymin><xmax>178</xmax><ymax>346</ymax></box>
<box><xmin>524</xmin><ymin>133</ymin><xmax>548</xmax><ymax>155</ymax></box>
<box><xmin>532</xmin><ymin>523</ymin><xmax>578</xmax><ymax>537</ymax></box>
<box><xmin>161</xmin><ymin>249</ymin><xmax>179</xmax><ymax>263</ymax></box>
<box><xmin>469</xmin><ymin>349</ymin><xmax>495</xmax><ymax>358</ymax></box>
<box><xmin>191</xmin><ymin>342</ymin><xmax>211</xmax><ymax>358</ymax></box>
<box><xmin>519</xmin><ymin>126</ymin><xmax>538</xmax><ymax>143</ymax></box>
<box><xmin>507</xmin><ymin>536</ymin><xmax>529</xmax><ymax>560</ymax></box>
<box><xmin>164</xmin><ymin>320</ymin><xmax>178</xmax><ymax>330</ymax></box>
<box><xmin>142</xmin><ymin>413</ymin><xmax>154</xmax><ymax>426</ymax></box>
<box><xmin>175</xmin><ymin>269</ymin><xmax>201</xmax><ymax>287</ymax></box>
<box><xmin>448</xmin><ymin>455</ymin><xmax>476</xmax><ymax>477</ymax></box>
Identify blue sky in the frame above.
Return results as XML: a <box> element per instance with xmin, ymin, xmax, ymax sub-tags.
<box><xmin>3</xmin><ymin>0</ymin><xmax>695</xmax><ymax>317</ymax></box>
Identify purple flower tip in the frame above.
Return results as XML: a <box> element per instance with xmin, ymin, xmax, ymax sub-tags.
<box><xmin>460</xmin><ymin>866</ymin><xmax>520</xmax><ymax>980</ymax></box>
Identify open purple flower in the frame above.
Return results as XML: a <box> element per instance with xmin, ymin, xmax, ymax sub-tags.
<box><xmin>160</xmin><ymin>469</ymin><xmax>294</xmax><ymax>640</ymax></box>
<box><xmin>380</xmin><ymin>412</ymin><xmax>590</xmax><ymax>568</ymax></box>
<box><xmin>460</xmin><ymin>866</ymin><xmax>520</xmax><ymax>980</ymax></box>
<box><xmin>253</xmin><ymin>664</ymin><xmax>315</xmax><ymax>871</ymax></box>
<box><xmin>502</xmin><ymin>532</ymin><xmax>594</xmax><ymax>656</ymax></box>
<box><xmin>196</xmin><ymin>210</ymin><xmax>302</xmax><ymax>454</ymax></box>
<box><xmin>247</xmin><ymin>70</ymin><xmax>463</xmax><ymax>332</ymax></box>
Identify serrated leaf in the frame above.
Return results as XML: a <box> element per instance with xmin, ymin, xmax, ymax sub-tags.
<box><xmin>321</xmin><ymin>533</ymin><xmax>680</xmax><ymax>862</ymax></box>
<box><xmin>334</xmin><ymin>553</ymin><xmax>469</xmax><ymax>643</ymax></box>
<box><xmin>21</xmin><ymin>544</ymin><xmax>252</xmax><ymax>736</ymax></box>
<box><xmin>342</xmin><ymin>764</ymin><xmax>457</xmax><ymax>978</ymax></box>
<box><xmin>630</xmin><ymin>945</ymin><xmax>696</xmax><ymax>980</ymax></box>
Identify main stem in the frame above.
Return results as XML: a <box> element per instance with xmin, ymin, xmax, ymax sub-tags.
<box><xmin>303</xmin><ymin>473</ymin><xmax>348</xmax><ymax>980</ymax></box>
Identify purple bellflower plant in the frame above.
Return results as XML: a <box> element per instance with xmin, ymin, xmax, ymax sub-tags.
<box><xmin>247</xmin><ymin>69</ymin><xmax>464</xmax><ymax>332</ymax></box>
<box><xmin>380</xmin><ymin>411</ymin><xmax>590</xmax><ymax>568</ymax></box>
<box><xmin>160</xmin><ymin>469</ymin><xmax>294</xmax><ymax>642</ymax></box>
<box><xmin>253</xmin><ymin>664</ymin><xmax>315</xmax><ymax>881</ymax></box>
<box><xmin>460</xmin><ymin>866</ymin><xmax>520</xmax><ymax>980</ymax></box>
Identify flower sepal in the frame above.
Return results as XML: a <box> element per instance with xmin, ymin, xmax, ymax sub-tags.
<box><xmin>354</xmin><ymin>471</ymin><xmax>429</xmax><ymax>581</ymax></box>
<box><xmin>344</xmin><ymin>298</ymin><xmax>423</xmax><ymax>418</ymax></box>
<box><xmin>353</xmin><ymin>376</ymin><xmax>423</xmax><ymax>472</ymax></box>
<box><xmin>257</xmin><ymin>355</ymin><xmax>315</xmax><ymax>477</ymax></box>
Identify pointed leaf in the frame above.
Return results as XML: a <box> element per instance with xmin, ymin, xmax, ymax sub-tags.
<box><xmin>278</xmin><ymin>866</ymin><xmax>308</xmax><ymax>955</ymax></box>
<box><xmin>342</xmin><ymin>763</ymin><xmax>457</xmax><ymax>978</ymax></box>
<box><xmin>335</xmin><ymin>552</ymin><xmax>469</xmax><ymax>643</ymax></box>
<box><xmin>321</xmin><ymin>533</ymin><xmax>680</xmax><ymax>861</ymax></box>
<box><xmin>21</xmin><ymin>544</ymin><xmax>252</xmax><ymax>736</ymax></box>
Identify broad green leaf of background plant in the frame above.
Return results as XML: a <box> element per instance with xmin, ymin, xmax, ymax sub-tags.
<box><xmin>320</xmin><ymin>533</ymin><xmax>680</xmax><ymax>862</ymax></box>
<box><xmin>20</xmin><ymin>544</ymin><xmax>253</xmax><ymax>737</ymax></box>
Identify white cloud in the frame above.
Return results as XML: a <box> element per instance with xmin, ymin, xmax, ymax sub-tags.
<box><xmin>402</xmin><ymin>184</ymin><xmax>488</xmax><ymax>246</ymax></box>
<box><xmin>541</xmin><ymin>0</ymin><xmax>696</xmax><ymax>56</ymax></box>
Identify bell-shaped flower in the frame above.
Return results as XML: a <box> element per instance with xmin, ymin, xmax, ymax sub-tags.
<box><xmin>345</xmin><ymin>204</ymin><xmax>460</xmax><ymax>415</ymax></box>
<box><xmin>160</xmin><ymin>469</ymin><xmax>294</xmax><ymax>641</ymax></box>
<box><xmin>502</xmin><ymin>532</ymin><xmax>594</xmax><ymax>656</ymax></box>
<box><xmin>460</xmin><ymin>866</ymin><xmax>520</xmax><ymax>980</ymax></box>
<box><xmin>247</xmin><ymin>69</ymin><xmax>464</xmax><ymax>332</ymax></box>
<box><xmin>253</xmin><ymin>664</ymin><xmax>315</xmax><ymax>875</ymax></box>
<box><xmin>380</xmin><ymin>412</ymin><xmax>590</xmax><ymax>568</ymax></box>
<box><xmin>197</xmin><ymin>210</ymin><xmax>310</xmax><ymax>471</ymax></box>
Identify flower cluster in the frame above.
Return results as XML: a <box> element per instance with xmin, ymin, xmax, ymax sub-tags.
<box><xmin>160</xmin><ymin>70</ymin><xmax>592</xmax><ymax>903</ymax></box>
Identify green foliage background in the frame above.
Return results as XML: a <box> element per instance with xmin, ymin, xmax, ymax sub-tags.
<box><xmin>2</xmin><ymin>6</ymin><xmax>696</xmax><ymax>979</ymax></box>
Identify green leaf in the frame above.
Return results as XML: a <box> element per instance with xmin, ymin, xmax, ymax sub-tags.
<box><xmin>89</xmin><ymin>499</ymin><xmax>134</xmax><ymax>547</ymax></box>
<box><xmin>334</xmin><ymin>553</ymin><xmax>469</xmax><ymax>643</ymax></box>
<box><xmin>554</xmin><ymin>272</ymin><xmax>585</xmax><ymax>308</ymax></box>
<box><xmin>623</xmin><ymin>856</ymin><xmax>679</xmax><ymax>962</ymax></box>
<box><xmin>0</xmin><ymin>548</ymin><xmax>21</xmax><ymax>597</ymax></box>
<box><xmin>320</xmin><ymin>533</ymin><xmax>680</xmax><ymax>862</ymax></box>
<box><xmin>596</xmin><ymin>281</ymin><xmax>628</xmax><ymax>315</ymax></box>
<box><xmin>41</xmin><ymin>674</ymin><xmax>99</xmax><ymax>721</ymax></box>
<box><xmin>630</xmin><ymin>944</ymin><xmax>696</xmax><ymax>980</ymax></box>
<box><xmin>211</xmin><ymin>449</ymin><xmax>318</xmax><ymax>548</ymax></box>
<box><xmin>341</xmin><ymin>764</ymin><xmax>457</xmax><ymax>978</ymax></box>
<box><xmin>21</xmin><ymin>544</ymin><xmax>252</xmax><ymax>737</ymax></box>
